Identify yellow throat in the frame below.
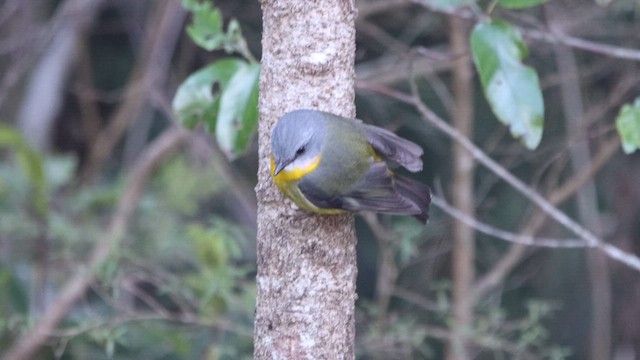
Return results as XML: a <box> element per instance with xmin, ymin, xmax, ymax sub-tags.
<box><xmin>269</xmin><ymin>153</ymin><xmax>345</xmax><ymax>215</ymax></box>
<box><xmin>270</xmin><ymin>154</ymin><xmax>321</xmax><ymax>185</ymax></box>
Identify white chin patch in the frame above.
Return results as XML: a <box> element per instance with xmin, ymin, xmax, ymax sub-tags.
<box><xmin>285</xmin><ymin>156</ymin><xmax>317</xmax><ymax>172</ymax></box>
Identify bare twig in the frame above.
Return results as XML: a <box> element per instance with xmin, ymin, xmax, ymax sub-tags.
<box><xmin>0</xmin><ymin>0</ymin><xmax>20</xmax><ymax>27</ymax></box>
<box><xmin>47</xmin><ymin>312</ymin><xmax>252</xmax><ymax>339</ymax></box>
<box><xmin>409</xmin><ymin>89</ymin><xmax>640</xmax><ymax>271</ymax></box>
<box><xmin>0</xmin><ymin>0</ymin><xmax>105</xmax><ymax>109</ymax></box>
<box><xmin>406</xmin><ymin>0</ymin><xmax>640</xmax><ymax>62</ymax></box>
<box><xmin>74</xmin><ymin>38</ymin><xmax>103</xmax><ymax>149</ymax></box>
<box><xmin>432</xmin><ymin>195</ymin><xmax>586</xmax><ymax>248</ymax></box>
<box><xmin>527</xmin><ymin>29</ymin><xmax>640</xmax><ymax>62</ymax></box>
<box><xmin>359</xmin><ymin>83</ymin><xmax>640</xmax><ymax>272</ymax></box>
<box><xmin>549</xmin><ymin>136</ymin><xmax>620</xmax><ymax>205</ymax></box>
<box><xmin>471</xmin><ymin>135</ymin><xmax>620</xmax><ymax>301</ymax></box>
<box><xmin>361</xmin><ymin>213</ymin><xmax>399</xmax><ymax>334</ymax></box>
<box><xmin>120</xmin><ymin>276</ymin><xmax>173</xmax><ymax>318</ymax></box>
<box><xmin>392</xmin><ymin>287</ymin><xmax>441</xmax><ymax>312</ymax></box>
<box><xmin>82</xmin><ymin>0</ymin><xmax>186</xmax><ymax>182</ymax></box>
<box><xmin>3</xmin><ymin>126</ymin><xmax>188</xmax><ymax>360</ymax></box>
<box><xmin>356</xmin><ymin>19</ymin><xmax>410</xmax><ymax>55</ymax></box>
<box><xmin>355</xmin><ymin>51</ymin><xmax>453</xmax><ymax>85</ymax></box>
<box><xmin>362</xmin><ymin>322</ymin><xmax>541</xmax><ymax>360</ymax></box>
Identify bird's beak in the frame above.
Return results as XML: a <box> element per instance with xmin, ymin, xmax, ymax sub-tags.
<box><xmin>274</xmin><ymin>162</ymin><xmax>286</xmax><ymax>176</ymax></box>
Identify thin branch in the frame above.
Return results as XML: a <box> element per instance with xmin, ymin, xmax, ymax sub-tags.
<box><xmin>472</xmin><ymin>135</ymin><xmax>621</xmax><ymax>301</ymax></box>
<box><xmin>363</xmin><ymin>323</ymin><xmax>541</xmax><ymax>360</ymax></box>
<box><xmin>0</xmin><ymin>0</ymin><xmax>20</xmax><ymax>27</ymax></box>
<box><xmin>356</xmin><ymin>19</ymin><xmax>410</xmax><ymax>54</ymax></box>
<box><xmin>47</xmin><ymin>312</ymin><xmax>252</xmax><ymax>339</ymax></box>
<box><xmin>409</xmin><ymin>88</ymin><xmax>640</xmax><ymax>271</ymax></box>
<box><xmin>361</xmin><ymin>213</ymin><xmax>399</xmax><ymax>334</ymax></box>
<box><xmin>470</xmin><ymin>73</ymin><xmax>628</xmax><ymax>301</ymax></box>
<box><xmin>432</xmin><ymin>195</ymin><xmax>586</xmax><ymax>248</ymax></box>
<box><xmin>0</xmin><ymin>0</ymin><xmax>105</xmax><ymax>109</ymax></box>
<box><xmin>526</xmin><ymin>29</ymin><xmax>640</xmax><ymax>62</ymax></box>
<box><xmin>82</xmin><ymin>0</ymin><xmax>186</xmax><ymax>182</ymax></box>
<box><xmin>392</xmin><ymin>287</ymin><xmax>441</xmax><ymax>312</ymax></box>
<box><xmin>407</xmin><ymin>0</ymin><xmax>640</xmax><ymax>62</ymax></box>
<box><xmin>548</xmin><ymin>136</ymin><xmax>620</xmax><ymax>205</ymax></box>
<box><xmin>3</xmin><ymin>126</ymin><xmax>189</xmax><ymax>360</ymax></box>
<box><xmin>120</xmin><ymin>277</ymin><xmax>173</xmax><ymax>318</ymax></box>
<box><xmin>359</xmin><ymin>83</ymin><xmax>640</xmax><ymax>272</ymax></box>
<box><xmin>355</xmin><ymin>51</ymin><xmax>453</xmax><ymax>85</ymax></box>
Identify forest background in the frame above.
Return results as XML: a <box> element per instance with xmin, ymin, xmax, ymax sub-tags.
<box><xmin>1</xmin><ymin>0</ymin><xmax>640</xmax><ymax>359</ymax></box>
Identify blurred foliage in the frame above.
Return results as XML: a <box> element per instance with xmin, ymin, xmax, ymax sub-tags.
<box><xmin>156</xmin><ymin>155</ymin><xmax>227</xmax><ymax>215</ymax></box>
<box><xmin>427</xmin><ymin>0</ymin><xmax>475</xmax><ymax>11</ymax></box>
<box><xmin>356</xmin><ymin>286</ymin><xmax>570</xmax><ymax>359</ymax></box>
<box><xmin>0</xmin><ymin>125</ymin><xmax>48</xmax><ymax>218</ymax></box>
<box><xmin>497</xmin><ymin>0</ymin><xmax>550</xmax><ymax>9</ymax></box>
<box><xmin>1</xmin><ymin>0</ymin><xmax>640</xmax><ymax>358</ymax></box>
<box><xmin>182</xmin><ymin>0</ymin><xmax>255</xmax><ymax>61</ymax></box>
<box><xmin>0</xmin><ymin>144</ymin><xmax>254</xmax><ymax>359</ymax></box>
<box><xmin>616</xmin><ymin>97</ymin><xmax>640</xmax><ymax>154</ymax></box>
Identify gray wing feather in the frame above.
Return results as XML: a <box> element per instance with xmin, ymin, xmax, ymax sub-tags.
<box><xmin>363</xmin><ymin>124</ymin><xmax>423</xmax><ymax>172</ymax></box>
<box><xmin>340</xmin><ymin>162</ymin><xmax>421</xmax><ymax>214</ymax></box>
<box><xmin>301</xmin><ymin>160</ymin><xmax>431</xmax><ymax>223</ymax></box>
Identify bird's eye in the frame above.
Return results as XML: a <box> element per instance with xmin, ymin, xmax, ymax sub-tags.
<box><xmin>296</xmin><ymin>146</ymin><xmax>306</xmax><ymax>156</ymax></box>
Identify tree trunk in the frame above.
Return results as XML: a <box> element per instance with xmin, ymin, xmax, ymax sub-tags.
<box><xmin>254</xmin><ymin>0</ymin><xmax>358</xmax><ymax>359</ymax></box>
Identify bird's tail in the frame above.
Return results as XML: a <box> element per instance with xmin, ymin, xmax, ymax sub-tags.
<box><xmin>394</xmin><ymin>175</ymin><xmax>431</xmax><ymax>224</ymax></box>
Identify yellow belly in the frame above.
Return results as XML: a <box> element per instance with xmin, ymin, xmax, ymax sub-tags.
<box><xmin>270</xmin><ymin>155</ymin><xmax>345</xmax><ymax>214</ymax></box>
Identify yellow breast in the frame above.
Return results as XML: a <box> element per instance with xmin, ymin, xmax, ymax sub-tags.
<box><xmin>270</xmin><ymin>154</ymin><xmax>321</xmax><ymax>184</ymax></box>
<box><xmin>270</xmin><ymin>154</ymin><xmax>344</xmax><ymax>214</ymax></box>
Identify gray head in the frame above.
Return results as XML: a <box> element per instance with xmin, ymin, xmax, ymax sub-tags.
<box><xmin>271</xmin><ymin>109</ymin><xmax>327</xmax><ymax>175</ymax></box>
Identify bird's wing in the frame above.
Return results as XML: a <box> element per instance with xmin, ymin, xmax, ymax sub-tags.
<box><xmin>299</xmin><ymin>161</ymin><xmax>430</xmax><ymax>223</ymax></box>
<box><xmin>339</xmin><ymin>162</ymin><xmax>422</xmax><ymax>214</ymax></box>
<box><xmin>362</xmin><ymin>124</ymin><xmax>423</xmax><ymax>172</ymax></box>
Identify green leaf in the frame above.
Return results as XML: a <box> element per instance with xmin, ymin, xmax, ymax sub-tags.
<box><xmin>172</xmin><ymin>59</ymin><xmax>260</xmax><ymax>159</ymax></box>
<box><xmin>172</xmin><ymin>59</ymin><xmax>245</xmax><ymax>130</ymax></box>
<box><xmin>498</xmin><ymin>0</ymin><xmax>549</xmax><ymax>9</ymax></box>
<box><xmin>183</xmin><ymin>0</ymin><xmax>252</xmax><ymax>57</ymax></box>
<box><xmin>616</xmin><ymin>97</ymin><xmax>640</xmax><ymax>154</ymax></box>
<box><xmin>0</xmin><ymin>267</ymin><xmax>28</xmax><ymax>313</ymax></box>
<box><xmin>181</xmin><ymin>0</ymin><xmax>255</xmax><ymax>61</ymax></box>
<box><xmin>471</xmin><ymin>20</ymin><xmax>544</xmax><ymax>149</ymax></box>
<box><xmin>0</xmin><ymin>124</ymin><xmax>48</xmax><ymax>217</ymax></box>
<box><xmin>215</xmin><ymin>62</ymin><xmax>260</xmax><ymax>159</ymax></box>
<box><xmin>186</xmin><ymin>4</ymin><xmax>226</xmax><ymax>51</ymax></box>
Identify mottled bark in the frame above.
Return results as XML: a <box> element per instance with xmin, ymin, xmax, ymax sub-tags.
<box><xmin>254</xmin><ymin>0</ymin><xmax>358</xmax><ymax>359</ymax></box>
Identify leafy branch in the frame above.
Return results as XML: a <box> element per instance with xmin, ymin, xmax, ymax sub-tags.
<box><xmin>173</xmin><ymin>0</ymin><xmax>260</xmax><ymax>159</ymax></box>
<box><xmin>411</xmin><ymin>0</ymin><xmax>640</xmax><ymax>153</ymax></box>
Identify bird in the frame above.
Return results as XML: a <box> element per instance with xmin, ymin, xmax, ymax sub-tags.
<box><xmin>270</xmin><ymin>109</ymin><xmax>430</xmax><ymax>223</ymax></box>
